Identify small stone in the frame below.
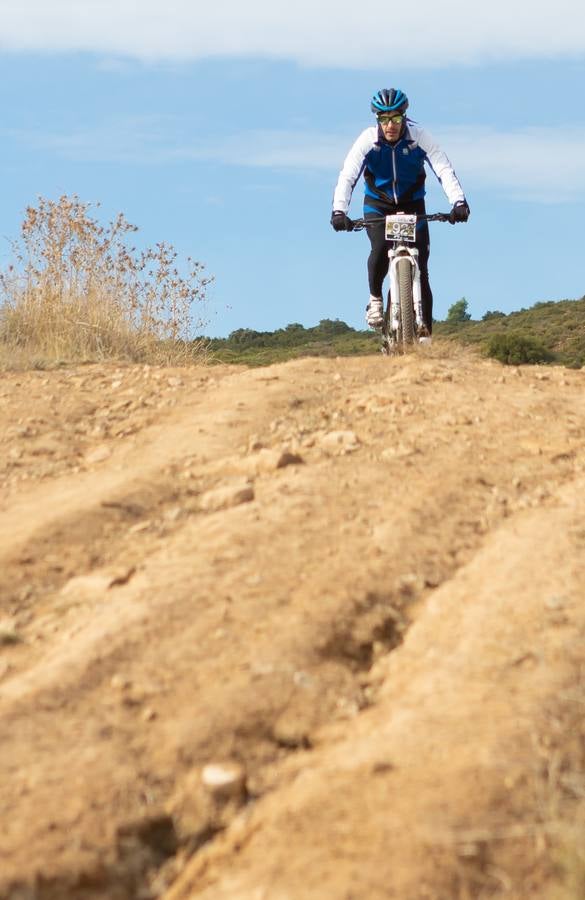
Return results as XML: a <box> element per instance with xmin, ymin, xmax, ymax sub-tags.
<box><xmin>272</xmin><ymin>711</ymin><xmax>312</xmax><ymax>749</ymax></box>
<box><xmin>0</xmin><ymin>621</ymin><xmax>22</xmax><ymax>646</ymax></box>
<box><xmin>85</xmin><ymin>445</ymin><xmax>111</xmax><ymax>465</ymax></box>
<box><xmin>398</xmin><ymin>443</ymin><xmax>419</xmax><ymax>459</ymax></box>
<box><xmin>246</xmin><ymin>449</ymin><xmax>281</xmax><ymax>473</ymax></box>
<box><xmin>122</xmin><ymin>692</ymin><xmax>144</xmax><ymax>708</ymax></box>
<box><xmin>199</xmin><ymin>482</ymin><xmax>255</xmax><ymax>512</ymax></box>
<box><xmin>201</xmin><ymin>762</ymin><xmax>247</xmax><ymax>801</ymax></box>
<box><xmin>545</xmin><ymin>595</ymin><xmax>566</xmax><ymax>611</ymax></box>
<box><xmin>276</xmin><ymin>450</ymin><xmax>304</xmax><ymax>468</ymax></box>
<box><xmin>0</xmin><ymin>660</ymin><xmax>14</xmax><ymax>679</ymax></box>
<box><xmin>292</xmin><ymin>670</ymin><xmax>314</xmax><ymax>688</ymax></box>
<box><xmin>247</xmin><ymin>436</ymin><xmax>266</xmax><ymax>452</ymax></box>
<box><xmin>396</xmin><ymin>573</ymin><xmax>423</xmax><ymax>599</ymax></box>
<box><xmin>109</xmin><ymin>567</ymin><xmax>136</xmax><ymax>588</ymax></box>
<box><xmin>238</xmin><ymin>447</ymin><xmax>304</xmax><ymax>475</ymax></box>
<box><xmin>110</xmin><ymin>399</ymin><xmax>132</xmax><ymax>413</ymax></box>
<box><xmin>60</xmin><ymin>573</ymin><xmax>113</xmax><ymax>600</ymax></box>
<box><xmin>251</xmin><ymin>661</ymin><xmax>275</xmax><ymax>676</ymax></box>
<box><xmin>319</xmin><ymin>430</ymin><xmax>360</xmax><ymax>453</ymax></box>
<box><xmin>142</xmin><ymin>707</ymin><xmax>157</xmax><ymax>722</ymax></box>
<box><xmin>129</xmin><ymin>520</ymin><xmax>152</xmax><ymax>534</ymax></box>
<box><xmin>111</xmin><ymin>674</ymin><xmax>132</xmax><ymax>691</ymax></box>
<box><xmin>372</xmin><ymin>760</ymin><xmax>395</xmax><ymax>775</ymax></box>
<box><xmin>459</xmin><ymin>843</ymin><xmax>480</xmax><ymax>858</ymax></box>
<box><xmin>30</xmin><ymin>438</ymin><xmax>61</xmax><ymax>457</ymax></box>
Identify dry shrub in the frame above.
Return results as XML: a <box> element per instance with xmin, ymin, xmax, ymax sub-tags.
<box><xmin>0</xmin><ymin>195</ymin><xmax>212</xmax><ymax>367</ymax></box>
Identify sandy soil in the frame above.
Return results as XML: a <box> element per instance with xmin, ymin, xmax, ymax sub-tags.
<box><xmin>1</xmin><ymin>345</ymin><xmax>584</xmax><ymax>900</ymax></box>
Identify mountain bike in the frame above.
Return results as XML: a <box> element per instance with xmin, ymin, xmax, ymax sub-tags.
<box><xmin>350</xmin><ymin>212</ymin><xmax>450</xmax><ymax>354</ymax></box>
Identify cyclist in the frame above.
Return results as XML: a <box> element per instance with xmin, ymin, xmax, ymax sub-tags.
<box><xmin>331</xmin><ymin>88</ymin><xmax>469</xmax><ymax>335</ymax></box>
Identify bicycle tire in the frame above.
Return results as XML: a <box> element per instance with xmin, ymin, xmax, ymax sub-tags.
<box><xmin>380</xmin><ymin>293</ymin><xmax>393</xmax><ymax>354</ymax></box>
<box><xmin>397</xmin><ymin>257</ymin><xmax>415</xmax><ymax>345</ymax></box>
<box><xmin>382</xmin><ymin>289</ymin><xmax>404</xmax><ymax>355</ymax></box>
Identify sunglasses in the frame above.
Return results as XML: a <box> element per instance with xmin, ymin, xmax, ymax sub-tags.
<box><xmin>377</xmin><ymin>114</ymin><xmax>404</xmax><ymax>125</ymax></box>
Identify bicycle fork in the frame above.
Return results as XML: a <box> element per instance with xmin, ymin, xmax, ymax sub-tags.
<box><xmin>387</xmin><ymin>246</ymin><xmax>424</xmax><ymax>334</ymax></box>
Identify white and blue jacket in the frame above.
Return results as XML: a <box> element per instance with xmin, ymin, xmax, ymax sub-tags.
<box><xmin>332</xmin><ymin>122</ymin><xmax>465</xmax><ymax>215</ymax></box>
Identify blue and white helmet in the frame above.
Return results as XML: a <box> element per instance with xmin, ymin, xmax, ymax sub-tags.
<box><xmin>371</xmin><ymin>88</ymin><xmax>409</xmax><ymax>115</ymax></box>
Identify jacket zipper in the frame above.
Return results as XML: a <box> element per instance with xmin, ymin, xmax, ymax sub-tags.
<box><xmin>391</xmin><ymin>145</ymin><xmax>398</xmax><ymax>204</ymax></box>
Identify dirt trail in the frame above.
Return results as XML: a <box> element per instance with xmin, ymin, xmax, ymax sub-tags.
<box><xmin>1</xmin><ymin>346</ymin><xmax>584</xmax><ymax>899</ymax></box>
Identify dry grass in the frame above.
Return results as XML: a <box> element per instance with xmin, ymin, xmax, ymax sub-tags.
<box><xmin>0</xmin><ymin>195</ymin><xmax>212</xmax><ymax>368</ymax></box>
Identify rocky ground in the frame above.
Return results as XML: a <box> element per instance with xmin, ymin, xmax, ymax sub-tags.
<box><xmin>1</xmin><ymin>344</ymin><xmax>584</xmax><ymax>899</ymax></box>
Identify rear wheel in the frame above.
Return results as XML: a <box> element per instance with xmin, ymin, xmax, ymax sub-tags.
<box><xmin>397</xmin><ymin>257</ymin><xmax>415</xmax><ymax>345</ymax></box>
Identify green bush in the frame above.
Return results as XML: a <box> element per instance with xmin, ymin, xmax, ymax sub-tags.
<box><xmin>486</xmin><ymin>333</ymin><xmax>554</xmax><ymax>366</ymax></box>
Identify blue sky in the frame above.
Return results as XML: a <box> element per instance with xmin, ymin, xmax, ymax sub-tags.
<box><xmin>0</xmin><ymin>1</ymin><xmax>584</xmax><ymax>337</ymax></box>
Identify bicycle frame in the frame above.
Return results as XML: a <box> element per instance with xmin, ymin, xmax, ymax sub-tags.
<box><xmin>350</xmin><ymin>212</ymin><xmax>450</xmax><ymax>353</ymax></box>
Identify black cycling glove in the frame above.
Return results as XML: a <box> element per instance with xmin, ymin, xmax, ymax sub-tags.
<box><xmin>331</xmin><ymin>211</ymin><xmax>354</xmax><ymax>232</ymax></box>
<box><xmin>449</xmin><ymin>200</ymin><xmax>470</xmax><ymax>224</ymax></box>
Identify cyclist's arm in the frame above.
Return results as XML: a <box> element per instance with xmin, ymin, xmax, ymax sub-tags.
<box><xmin>413</xmin><ymin>126</ymin><xmax>466</xmax><ymax>207</ymax></box>
<box><xmin>332</xmin><ymin>128</ymin><xmax>376</xmax><ymax>214</ymax></box>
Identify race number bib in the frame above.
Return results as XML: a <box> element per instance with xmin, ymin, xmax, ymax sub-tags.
<box><xmin>385</xmin><ymin>214</ymin><xmax>417</xmax><ymax>243</ymax></box>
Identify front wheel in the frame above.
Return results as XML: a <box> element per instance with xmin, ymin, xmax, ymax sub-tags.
<box><xmin>382</xmin><ymin>292</ymin><xmax>399</xmax><ymax>355</ymax></box>
<box><xmin>396</xmin><ymin>257</ymin><xmax>415</xmax><ymax>345</ymax></box>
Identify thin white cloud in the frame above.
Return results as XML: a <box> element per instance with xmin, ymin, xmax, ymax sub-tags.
<box><xmin>5</xmin><ymin>119</ymin><xmax>585</xmax><ymax>202</ymax></box>
<box><xmin>3</xmin><ymin>119</ymin><xmax>348</xmax><ymax>168</ymax></box>
<box><xmin>436</xmin><ymin>126</ymin><xmax>585</xmax><ymax>201</ymax></box>
<box><xmin>0</xmin><ymin>0</ymin><xmax>584</xmax><ymax>67</ymax></box>
<box><xmin>7</xmin><ymin>116</ymin><xmax>179</xmax><ymax>165</ymax></box>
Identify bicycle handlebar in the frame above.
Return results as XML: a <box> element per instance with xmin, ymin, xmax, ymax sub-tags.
<box><xmin>349</xmin><ymin>212</ymin><xmax>451</xmax><ymax>232</ymax></box>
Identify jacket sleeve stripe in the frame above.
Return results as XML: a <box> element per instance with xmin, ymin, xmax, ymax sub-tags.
<box><xmin>332</xmin><ymin>128</ymin><xmax>376</xmax><ymax>213</ymax></box>
<box><xmin>414</xmin><ymin>126</ymin><xmax>465</xmax><ymax>207</ymax></box>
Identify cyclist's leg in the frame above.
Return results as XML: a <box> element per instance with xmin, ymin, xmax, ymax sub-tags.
<box><xmin>416</xmin><ymin>220</ymin><xmax>433</xmax><ymax>334</ymax></box>
<box><xmin>365</xmin><ymin>217</ymin><xmax>388</xmax><ymax>297</ymax></box>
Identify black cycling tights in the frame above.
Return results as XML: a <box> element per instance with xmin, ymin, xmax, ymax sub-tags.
<box><xmin>365</xmin><ymin>205</ymin><xmax>433</xmax><ymax>333</ymax></box>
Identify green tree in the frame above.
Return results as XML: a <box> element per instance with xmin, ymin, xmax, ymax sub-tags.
<box><xmin>227</xmin><ymin>328</ymin><xmax>264</xmax><ymax>346</ymax></box>
<box><xmin>314</xmin><ymin>318</ymin><xmax>352</xmax><ymax>335</ymax></box>
<box><xmin>446</xmin><ymin>297</ymin><xmax>471</xmax><ymax>323</ymax></box>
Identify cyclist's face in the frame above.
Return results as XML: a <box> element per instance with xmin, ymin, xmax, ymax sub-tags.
<box><xmin>378</xmin><ymin>114</ymin><xmax>404</xmax><ymax>142</ymax></box>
